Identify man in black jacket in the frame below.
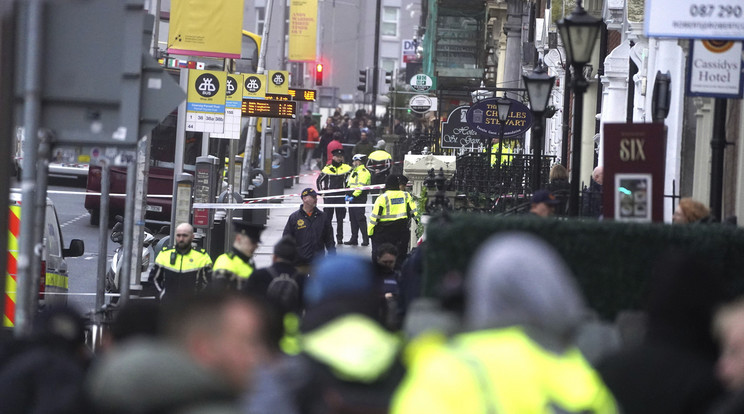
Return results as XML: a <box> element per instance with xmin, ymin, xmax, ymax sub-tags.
<box><xmin>283</xmin><ymin>188</ymin><xmax>336</xmax><ymax>274</ymax></box>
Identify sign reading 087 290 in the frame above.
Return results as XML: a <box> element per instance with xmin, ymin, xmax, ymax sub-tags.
<box><xmin>465</xmin><ymin>97</ymin><xmax>534</xmax><ymax>138</ymax></box>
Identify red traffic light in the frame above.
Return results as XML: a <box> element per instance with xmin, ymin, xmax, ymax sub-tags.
<box><xmin>315</xmin><ymin>63</ymin><xmax>324</xmax><ymax>85</ymax></box>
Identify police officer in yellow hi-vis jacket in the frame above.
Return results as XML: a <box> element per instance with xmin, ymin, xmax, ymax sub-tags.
<box><xmin>490</xmin><ymin>136</ymin><xmax>512</xmax><ymax>167</ymax></box>
<box><xmin>344</xmin><ymin>154</ymin><xmax>372</xmax><ymax>246</ymax></box>
<box><xmin>368</xmin><ymin>174</ymin><xmax>419</xmax><ymax>265</ymax></box>
<box><xmin>317</xmin><ymin>148</ymin><xmax>352</xmax><ymax>244</ymax></box>
<box><xmin>151</xmin><ymin>223</ymin><xmax>213</xmax><ymax>301</ymax></box>
<box><xmin>212</xmin><ymin>222</ymin><xmax>265</xmax><ymax>290</ymax></box>
<box><xmin>391</xmin><ymin>233</ymin><xmax>618</xmax><ymax>414</ymax></box>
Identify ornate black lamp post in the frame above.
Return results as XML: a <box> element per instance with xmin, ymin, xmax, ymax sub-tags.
<box><xmin>523</xmin><ymin>61</ymin><xmax>555</xmax><ymax>192</ymax></box>
<box><xmin>557</xmin><ymin>0</ymin><xmax>602</xmax><ymax>216</ymax></box>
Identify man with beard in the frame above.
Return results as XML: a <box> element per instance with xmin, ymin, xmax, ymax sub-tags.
<box><xmin>151</xmin><ymin>222</ymin><xmax>213</xmax><ymax>301</ymax></box>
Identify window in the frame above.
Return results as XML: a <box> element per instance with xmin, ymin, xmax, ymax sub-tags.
<box><xmin>382</xmin><ymin>6</ymin><xmax>399</xmax><ymax>37</ymax></box>
<box><xmin>256</xmin><ymin>7</ymin><xmax>265</xmax><ymax>35</ymax></box>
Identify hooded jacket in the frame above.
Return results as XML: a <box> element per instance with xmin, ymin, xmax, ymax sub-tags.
<box><xmin>392</xmin><ymin>233</ymin><xmax>617</xmax><ymax>414</ymax></box>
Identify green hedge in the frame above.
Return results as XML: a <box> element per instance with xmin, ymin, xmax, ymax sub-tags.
<box><xmin>424</xmin><ymin>214</ymin><xmax>744</xmax><ymax>319</ymax></box>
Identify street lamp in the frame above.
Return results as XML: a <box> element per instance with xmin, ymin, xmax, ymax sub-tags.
<box><xmin>523</xmin><ymin>60</ymin><xmax>555</xmax><ymax>192</ymax></box>
<box><xmin>557</xmin><ymin>0</ymin><xmax>602</xmax><ymax>216</ymax></box>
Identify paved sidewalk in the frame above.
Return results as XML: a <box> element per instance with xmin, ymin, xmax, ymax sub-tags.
<box><xmin>253</xmin><ymin>168</ymin><xmax>373</xmax><ymax>269</ymax></box>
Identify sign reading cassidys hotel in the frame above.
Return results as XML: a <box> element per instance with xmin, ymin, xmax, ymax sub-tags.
<box><xmin>686</xmin><ymin>40</ymin><xmax>743</xmax><ymax>99</ymax></box>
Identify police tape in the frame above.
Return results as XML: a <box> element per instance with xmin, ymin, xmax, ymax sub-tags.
<box><xmin>195</xmin><ymin>184</ymin><xmax>386</xmax><ymax>209</ymax></box>
<box><xmin>266</xmin><ymin>159</ymin><xmax>402</xmax><ymax>182</ymax></box>
<box><xmin>193</xmin><ymin>202</ymin><xmax>377</xmax><ymax>210</ymax></box>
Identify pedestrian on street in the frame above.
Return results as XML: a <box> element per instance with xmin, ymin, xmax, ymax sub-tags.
<box><xmin>673</xmin><ymin>197</ymin><xmax>714</xmax><ymax>224</ymax></box>
<box><xmin>529</xmin><ymin>189</ymin><xmax>561</xmax><ymax>217</ymax></box>
<box><xmin>212</xmin><ymin>222</ymin><xmax>265</xmax><ymax>290</ymax></box>
<box><xmin>366</xmin><ymin>140</ymin><xmax>393</xmax><ymax>186</ymax></box>
<box><xmin>0</xmin><ymin>306</ymin><xmax>92</xmax><ymax>414</ymax></box>
<box><xmin>283</xmin><ymin>188</ymin><xmax>336</xmax><ymax>275</ymax></box>
<box><xmin>304</xmin><ymin>120</ymin><xmax>320</xmax><ymax>170</ymax></box>
<box><xmin>391</xmin><ymin>233</ymin><xmax>618</xmax><ymax>414</ymax></box>
<box><xmin>352</xmin><ymin>130</ymin><xmax>375</xmax><ymax>157</ymax></box>
<box><xmin>293</xmin><ymin>254</ymin><xmax>405</xmax><ymax>413</ymax></box>
<box><xmin>317</xmin><ymin>149</ymin><xmax>352</xmax><ymax>244</ymax></box>
<box><xmin>596</xmin><ymin>248</ymin><xmax>725</xmax><ymax>414</ymax></box>
<box><xmin>86</xmin><ymin>291</ymin><xmax>273</xmax><ymax>414</ymax></box>
<box><xmin>368</xmin><ymin>174</ymin><xmax>419</xmax><ymax>266</ymax></box>
<box><xmin>245</xmin><ymin>236</ymin><xmax>305</xmax><ymax>317</ymax></box>
<box><xmin>318</xmin><ymin>124</ymin><xmax>336</xmax><ymax>166</ymax></box>
<box><xmin>325</xmin><ymin>131</ymin><xmax>344</xmax><ymax>165</ymax></box>
<box><xmin>151</xmin><ymin>222</ymin><xmax>213</xmax><ymax>301</ymax></box>
<box><xmin>710</xmin><ymin>297</ymin><xmax>744</xmax><ymax>413</ymax></box>
<box><xmin>344</xmin><ymin>153</ymin><xmax>371</xmax><ymax>246</ymax></box>
<box><xmin>582</xmin><ymin>165</ymin><xmax>604</xmax><ymax>218</ymax></box>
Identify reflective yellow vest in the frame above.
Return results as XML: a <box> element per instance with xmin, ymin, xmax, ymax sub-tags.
<box><xmin>346</xmin><ymin>165</ymin><xmax>372</xmax><ymax>197</ymax></box>
<box><xmin>213</xmin><ymin>249</ymin><xmax>254</xmax><ymax>290</ymax></box>
<box><xmin>302</xmin><ymin>314</ymin><xmax>400</xmax><ymax>383</ymax></box>
<box><xmin>152</xmin><ymin>247</ymin><xmax>213</xmax><ymax>297</ymax></box>
<box><xmin>490</xmin><ymin>143</ymin><xmax>512</xmax><ymax>167</ymax></box>
<box><xmin>368</xmin><ymin>190</ymin><xmax>419</xmax><ymax>236</ymax></box>
<box><xmin>391</xmin><ymin>326</ymin><xmax>618</xmax><ymax>414</ymax></box>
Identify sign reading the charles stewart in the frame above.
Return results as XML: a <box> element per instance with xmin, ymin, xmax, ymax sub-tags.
<box><xmin>465</xmin><ymin>98</ymin><xmax>533</xmax><ymax>138</ymax></box>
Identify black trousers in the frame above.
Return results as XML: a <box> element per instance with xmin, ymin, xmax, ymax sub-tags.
<box><xmin>348</xmin><ymin>194</ymin><xmax>368</xmax><ymax>243</ymax></box>
<box><xmin>371</xmin><ymin>219</ymin><xmax>410</xmax><ymax>266</ymax></box>
<box><xmin>324</xmin><ymin>197</ymin><xmax>347</xmax><ymax>241</ymax></box>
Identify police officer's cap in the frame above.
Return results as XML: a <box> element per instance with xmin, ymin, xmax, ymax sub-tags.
<box><xmin>331</xmin><ymin>148</ymin><xmax>344</xmax><ymax>156</ymax></box>
<box><xmin>234</xmin><ymin>221</ymin><xmax>265</xmax><ymax>242</ymax></box>
<box><xmin>301</xmin><ymin>187</ymin><xmax>318</xmax><ymax>198</ymax></box>
<box><xmin>352</xmin><ymin>153</ymin><xmax>366</xmax><ymax>162</ymax></box>
<box><xmin>385</xmin><ymin>174</ymin><xmax>400</xmax><ymax>189</ymax></box>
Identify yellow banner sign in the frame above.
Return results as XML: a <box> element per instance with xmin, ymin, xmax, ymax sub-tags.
<box><xmin>168</xmin><ymin>0</ymin><xmax>244</xmax><ymax>59</ymax></box>
<box><xmin>289</xmin><ymin>0</ymin><xmax>318</xmax><ymax>62</ymax></box>
<box><xmin>243</xmin><ymin>73</ymin><xmax>266</xmax><ymax>99</ymax></box>
<box><xmin>267</xmin><ymin>70</ymin><xmax>290</xmax><ymax>95</ymax></box>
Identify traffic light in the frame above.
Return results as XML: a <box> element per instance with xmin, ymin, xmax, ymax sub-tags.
<box><xmin>315</xmin><ymin>63</ymin><xmax>324</xmax><ymax>86</ymax></box>
<box><xmin>385</xmin><ymin>70</ymin><xmax>394</xmax><ymax>91</ymax></box>
<box><xmin>357</xmin><ymin>69</ymin><xmax>368</xmax><ymax>93</ymax></box>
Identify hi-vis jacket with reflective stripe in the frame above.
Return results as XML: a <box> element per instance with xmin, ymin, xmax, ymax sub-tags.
<box><xmin>368</xmin><ymin>190</ymin><xmax>419</xmax><ymax>236</ymax></box>
<box><xmin>212</xmin><ymin>248</ymin><xmax>254</xmax><ymax>290</ymax></box>
<box><xmin>317</xmin><ymin>163</ymin><xmax>352</xmax><ymax>201</ymax></box>
<box><xmin>490</xmin><ymin>143</ymin><xmax>512</xmax><ymax>167</ymax></box>
<box><xmin>151</xmin><ymin>247</ymin><xmax>213</xmax><ymax>299</ymax></box>
<box><xmin>391</xmin><ymin>326</ymin><xmax>618</xmax><ymax>414</ymax></box>
<box><xmin>346</xmin><ymin>165</ymin><xmax>371</xmax><ymax>198</ymax></box>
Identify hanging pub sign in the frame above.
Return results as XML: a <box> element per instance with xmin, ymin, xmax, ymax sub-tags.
<box><xmin>441</xmin><ymin>106</ymin><xmax>484</xmax><ymax>149</ymax></box>
<box><xmin>465</xmin><ymin>98</ymin><xmax>533</xmax><ymax>137</ymax></box>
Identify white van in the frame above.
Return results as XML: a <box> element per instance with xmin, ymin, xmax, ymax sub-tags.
<box><xmin>5</xmin><ymin>192</ymin><xmax>84</xmax><ymax>327</ymax></box>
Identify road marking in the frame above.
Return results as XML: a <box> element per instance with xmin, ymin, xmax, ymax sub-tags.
<box><xmin>61</xmin><ymin>213</ymin><xmax>88</xmax><ymax>228</ymax></box>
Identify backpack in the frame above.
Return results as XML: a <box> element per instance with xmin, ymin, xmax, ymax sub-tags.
<box><xmin>266</xmin><ymin>267</ymin><xmax>301</xmax><ymax>313</ymax></box>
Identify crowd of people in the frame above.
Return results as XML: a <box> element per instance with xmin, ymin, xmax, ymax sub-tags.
<box><xmin>4</xmin><ymin>223</ymin><xmax>744</xmax><ymax>413</ymax></box>
<box><xmin>4</xmin><ymin>108</ymin><xmax>743</xmax><ymax>412</ymax></box>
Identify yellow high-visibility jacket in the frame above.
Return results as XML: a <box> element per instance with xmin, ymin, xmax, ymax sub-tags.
<box><xmin>368</xmin><ymin>190</ymin><xmax>419</xmax><ymax>236</ymax></box>
<box><xmin>391</xmin><ymin>326</ymin><xmax>618</xmax><ymax>414</ymax></box>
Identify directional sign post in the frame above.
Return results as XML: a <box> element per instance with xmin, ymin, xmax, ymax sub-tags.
<box><xmin>409</xmin><ymin>95</ymin><xmax>433</xmax><ymax>113</ymax></box>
